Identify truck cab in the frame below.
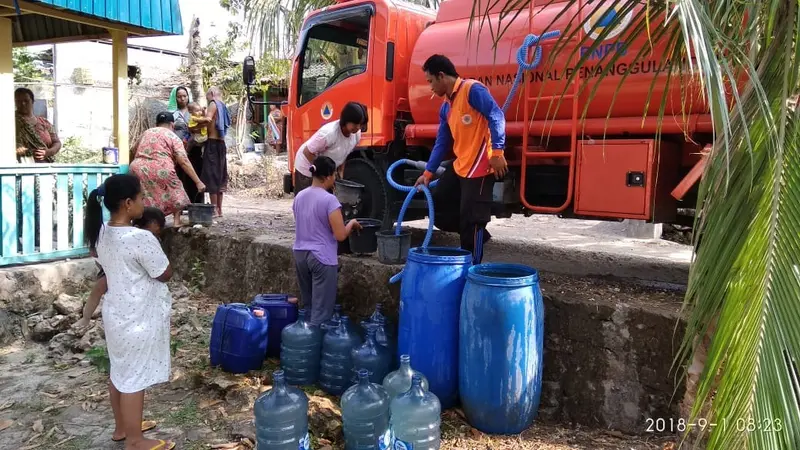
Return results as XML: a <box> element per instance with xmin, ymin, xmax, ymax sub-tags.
<box><xmin>285</xmin><ymin>0</ymin><xmax>435</xmax><ymax>223</ymax></box>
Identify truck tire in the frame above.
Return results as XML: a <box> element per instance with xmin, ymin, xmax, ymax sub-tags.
<box><xmin>344</xmin><ymin>157</ymin><xmax>388</xmax><ymax>223</ymax></box>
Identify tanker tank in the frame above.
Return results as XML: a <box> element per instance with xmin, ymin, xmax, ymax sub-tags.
<box><xmin>406</xmin><ymin>0</ymin><xmax>708</xmax><ymax>136</ymax></box>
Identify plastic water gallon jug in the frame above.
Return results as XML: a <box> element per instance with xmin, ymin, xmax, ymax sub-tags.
<box><xmin>321</xmin><ymin>304</ymin><xmax>343</xmax><ymax>333</ymax></box>
<box><xmin>251</xmin><ymin>294</ymin><xmax>298</xmax><ymax>358</ymax></box>
<box><xmin>382</xmin><ymin>354</ymin><xmax>429</xmax><ymax>399</ymax></box>
<box><xmin>390</xmin><ymin>375</ymin><xmax>441</xmax><ymax>450</ymax></box>
<box><xmin>361</xmin><ymin>303</ymin><xmax>394</xmax><ymax>339</ymax></box>
<box><xmin>351</xmin><ymin>327</ymin><xmax>391</xmax><ymax>384</ymax></box>
<box><xmin>341</xmin><ymin>369</ymin><xmax>392</xmax><ymax>450</ymax></box>
<box><xmin>372</xmin><ymin>316</ymin><xmax>397</xmax><ymax>369</ymax></box>
<box><xmin>319</xmin><ymin>316</ymin><xmax>363</xmax><ymax>395</ymax></box>
<box><xmin>254</xmin><ymin>370</ymin><xmax>311</xmax><ymax>450</ymax></box>
<box><xmin>209</xmin><ymin>303</ymin><xmax>265</xmax><ymax>374</ymax></box>
<box><xmin>280</xmin><ymin>309</ymin><xmax>323</xmax><ymax>385</ymax></box>
<box><xmin>249</xmin><ymin>308</ymin><xmax>270</xmax><ymax>370</ymax></box>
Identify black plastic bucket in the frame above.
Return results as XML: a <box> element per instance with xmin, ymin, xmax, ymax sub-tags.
<box><xmin>335</xmin><ymin>179</ymin><xmax>365</xmax><ymax>206</ymax></box>
<box><xmin>188</xmin><ymin>203</ymin><xmax>215</xmax><ymax>226</ymax></box>
<box><xmin>376</xmin><ymin>229</ymin><xmax>412</xmax><ymax>264</ymax></box>
<box><xmin>348</xmin><ymin>218</ymin><xmax>382</xmax><ymax>254</ymax></box>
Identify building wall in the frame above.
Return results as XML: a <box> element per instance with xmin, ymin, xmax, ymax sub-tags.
<box><xmin>57</xmin><ymin>42</ymin><xmax>183</xmax><ymax>150</ymax></box>
<box><xmin>18</xmin><ymin>41</ymin><xmax>184</xmax><ymax>151</ymax></box>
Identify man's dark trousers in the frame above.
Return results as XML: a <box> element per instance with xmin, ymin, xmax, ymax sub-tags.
<box><xmin>432</xmin><ymin>165</ymin><xmax>494</xmax><ymax>265</ymax></box>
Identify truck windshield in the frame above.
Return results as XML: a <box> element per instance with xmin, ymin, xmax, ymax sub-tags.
<box><xmin>298</xmin><ymin>13</ymin><xmax>370</xmax><ymax>105</ymax></box>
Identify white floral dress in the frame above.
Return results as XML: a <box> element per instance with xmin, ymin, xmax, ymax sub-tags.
<box><xmin>97</xmin><ymin>225</ymin><xmax>172</xmax><ymax>393</ymax></box>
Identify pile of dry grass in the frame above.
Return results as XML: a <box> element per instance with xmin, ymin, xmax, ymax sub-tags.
<box><xmin>227</xmin><ymin>153</ymin><xmax>287</xmax><ymax>199</ymax></box>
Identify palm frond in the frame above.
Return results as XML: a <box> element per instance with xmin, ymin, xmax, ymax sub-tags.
<box><xmin>241</xmin><ymin>0</ymin><xmax>439</xmax><ymax>57</ymax></box>
<box><xmin>462</xmin><ymin>0</ymin><xmax>800</xmax><ymax>448</ymax></box>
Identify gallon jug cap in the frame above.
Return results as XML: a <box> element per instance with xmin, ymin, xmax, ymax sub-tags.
<box><xmin>253</xmin><ymin>309</ymin><xmax>265</xmax><ymax>317</ymax></box>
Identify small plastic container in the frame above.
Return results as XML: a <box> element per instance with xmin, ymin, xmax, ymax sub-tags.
<box><xmin>376</xmin><ymin>229</ymin><xmax>412</xmax><ymax>264</ymax></box>
<box><xmin>188</xmin><ymin>203</ymin><xmax>215</xmax><ymax>226</ymax></box>
<box><xmin>249</xmin><ymin>308</ymin><xmax>270</xmax><ymax>370</ymax></box>
<box><xmin>251</xmin><ymin>294</ymin><xmax>298</xmax><ymax>358</ymax></box>
<box><xmin>209</xmin><ymin>303</ymin><xmax>267</xmax><ymax>374</ymax></box>
<box><xmin>348</xmin><ymin>218</ymin><xmax>382</xmax><ymax>254</ymax></box>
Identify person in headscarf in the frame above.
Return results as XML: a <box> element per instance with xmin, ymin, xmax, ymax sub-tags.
<box><xmin>168</xmin><ymin>86</ymin><xmax>192</xmax><ymax>142</ymax></box>
<box><xmin>195</xmin><ymin>86</ymin><xmax>231</xmax><ymax>217</ymax></box>
<box><xmin>168</xmin><ymin>86</ymin><xmax>204</xmax><ymax>204</ymax></box>
<box><xmin>14</xmin><ymin>88</ymin><xmax>61</xmax><ymax>163</ymax></box>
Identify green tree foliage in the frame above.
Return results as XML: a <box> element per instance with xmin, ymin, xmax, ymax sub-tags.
<box><xmin>191</xmin><ymin>21</ymin><xmax>290</xmax><ymax>101</ymax></box>
<box><xmin>225</xmin><ymin>0</ymin><xmax>438</xmax><ymax>57</ymax></box>
<box><xmin>12</xmin><ymin>48</ymin><xmax>50</xmax><ymax>82</ymax></box>
<box><xmin>465</xmin><ymin>0</ymin><xmax>800</xmax><ymax>448</ymax></box>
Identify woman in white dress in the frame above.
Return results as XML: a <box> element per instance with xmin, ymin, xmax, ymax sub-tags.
<box><xmin>85</xmin><ymin>174</ymin><xmax>176</xmax><ymax>450</ymax></box>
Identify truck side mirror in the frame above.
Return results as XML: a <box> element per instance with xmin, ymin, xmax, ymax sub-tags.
<box><xmin>243</xmin><ymin>56</ymin><xmax>256</xmax><ymax>86</ymax></box>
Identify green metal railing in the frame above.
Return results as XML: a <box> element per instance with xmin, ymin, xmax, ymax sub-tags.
<box><xmin>0</xmin><ymin>164</ymin><xmax>121</xmax><ymax>266</ymax></box>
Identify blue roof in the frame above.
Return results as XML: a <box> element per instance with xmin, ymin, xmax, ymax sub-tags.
<box><xmin>28</xmin><ymin>0</ymin><xmax>184</xmax><ymax>35</ymax></box>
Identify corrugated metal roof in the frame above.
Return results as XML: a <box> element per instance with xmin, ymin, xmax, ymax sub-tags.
<box><xmin>9</xmin><ymin>0</ymin><xmax>183</xmax><ymax>45</ymax></box>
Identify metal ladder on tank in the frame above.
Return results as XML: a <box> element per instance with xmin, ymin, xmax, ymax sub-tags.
<box><xmin>519</xmin><ymin>0</ymin><xmax>582</xmax><ymax>214</ymax></box>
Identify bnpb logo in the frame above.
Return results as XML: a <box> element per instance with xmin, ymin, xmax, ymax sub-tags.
<box><xmin>583</xmin><ymin>6</ymin><xmax>633</xmax><ymax>41</ymax></box>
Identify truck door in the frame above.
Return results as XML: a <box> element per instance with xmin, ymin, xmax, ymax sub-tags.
<box><xmin>289</xmin><ymin>4</ymin><xmax>374</xmax><ymax>159</ymax></box>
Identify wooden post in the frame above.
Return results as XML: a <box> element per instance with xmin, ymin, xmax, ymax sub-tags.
<box><xmin>110</xmin><ymin>29</ymin><xmax>129</xmax><ymax>169</ymax></box>
<box><xmin>0</xmin><ymin>18</ymin><xmax>14</xmax><ymax>165</ymax></box>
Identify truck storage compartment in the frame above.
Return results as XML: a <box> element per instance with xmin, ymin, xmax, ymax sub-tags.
<box><xmin>574</xmin><ymin>140</ymin><xmax>679</xmax><ymax>221</ymax></box>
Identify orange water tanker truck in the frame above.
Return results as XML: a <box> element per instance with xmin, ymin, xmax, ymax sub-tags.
<box><xmin>244</xmin><ymin>0</ymin><xmax>716</xmax><ymax>229</ymax></box>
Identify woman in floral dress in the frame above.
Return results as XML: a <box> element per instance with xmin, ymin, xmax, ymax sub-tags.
<box><xmin>130</xmin><ymin>112</ymin><xmax>206</xmax><ymax>225</ymax></box>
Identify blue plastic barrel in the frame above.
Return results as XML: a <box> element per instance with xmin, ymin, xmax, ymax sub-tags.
<box><xmin>459</xmin><ymin>263</ymin><xmax>545</xmax><ymax>434</ymax></box>
<box><xmin>209</xmin><ymin>303</ymin><xmax>265</xmax><ymax>374</ymax></box>
<box><xmin>396</xmin><ymin>247</ymin><xmax>472</xmax><ymax>409</ymax></box>
<box><xmin>251</xmin><ymin>294</ymin><xmax>298</xmax><ymax>358</ymax></box>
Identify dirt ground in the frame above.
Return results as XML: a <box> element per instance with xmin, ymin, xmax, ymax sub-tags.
<box><xmin>224</xmin><ymin>154</ymin><xmax>693</xmax><ymax>259</ymax></box>
<box><xmin>0</xmin><ymin>281</ymin><xmax>678</xmax><ymax>450</ymax></box>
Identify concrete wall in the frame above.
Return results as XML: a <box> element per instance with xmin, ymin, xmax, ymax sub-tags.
<box><xmin>161</xmin><ymin>226</ymin><xmax>687</xmax><ymax>433</ymax></box>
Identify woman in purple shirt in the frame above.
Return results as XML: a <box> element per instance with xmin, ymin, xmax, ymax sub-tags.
<box><xmin>293</xmin><ymin>156</ymin><xmax>362</xmax><ymax>325</ymax></box>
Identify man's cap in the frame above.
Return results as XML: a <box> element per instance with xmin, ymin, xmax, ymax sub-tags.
<box><xmin>156</xmin><ymin>111</ymin><xmax>174</xmax><ymax>124</ymax></box>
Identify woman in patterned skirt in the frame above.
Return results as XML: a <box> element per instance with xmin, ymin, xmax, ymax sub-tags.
<box><xmin>130</xmin><ymin>112</ymin><xmax>206</xmax><ymax>225</ymax></box>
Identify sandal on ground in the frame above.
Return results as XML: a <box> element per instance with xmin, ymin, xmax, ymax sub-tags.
<box><xmin>150</xmin><ymin>440</ymin><xmax>176</xmax><ymax>450</ymax></box>
<box><xmin>110</xmin><ymin>420</ymin><xmax>158</xmax><ymax>442</ymax></box>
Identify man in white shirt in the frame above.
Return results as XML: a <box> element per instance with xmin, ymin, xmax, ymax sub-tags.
<box><xmin>293</xmin><ymin>102</ymin><xmax>367</xmax><ymax>193</ymax></box>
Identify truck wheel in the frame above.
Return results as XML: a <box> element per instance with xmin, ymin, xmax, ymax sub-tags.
<box><xmin>344</xmin><ymin>157</ymin><xmax>388</xmax><ymax>223</ymax></box>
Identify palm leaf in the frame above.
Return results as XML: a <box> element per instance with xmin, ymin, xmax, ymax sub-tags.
<box><xmin>240</xmin><ymin>0</ymin><xmax>440</xmax><ymax>57</ymax></box>
<box><xmin>466</xmin><ymin>0</ymin><xmax>800</xmax><ymax>448</ymax></box>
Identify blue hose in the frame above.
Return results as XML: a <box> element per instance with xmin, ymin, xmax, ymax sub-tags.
<box><xmin>386</xmin><ymin>159</ymin><xmax>439</xmax><ymax>249</ymax></box>
<box><xmin>387</xmin><ymin>32</ymin><xmax>560</xmax><ymax>283</ymax></box>
<box><xmin>502</xmin><ymin>30</ymin><xmax>562</xmax><ymax>113</ymax></box>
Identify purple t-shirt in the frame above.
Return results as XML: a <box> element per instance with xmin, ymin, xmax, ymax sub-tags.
<box><xmin>292</xmin><ymin>186</ymin><xmax>342</xmax><ymax>265</ymax></box>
